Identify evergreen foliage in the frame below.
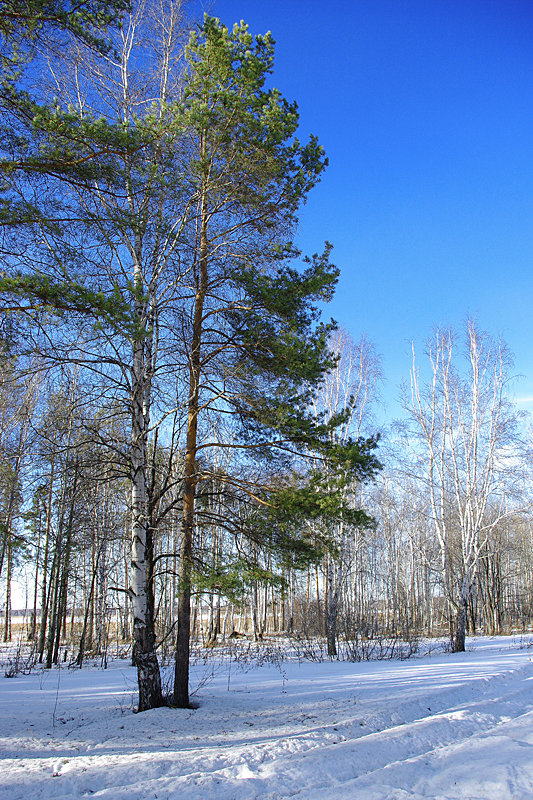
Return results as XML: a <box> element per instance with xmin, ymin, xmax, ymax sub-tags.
<box><xmin>0</xmin><ymin>0</ymin><xmax>131</xmax><ymax>314</ymax></box>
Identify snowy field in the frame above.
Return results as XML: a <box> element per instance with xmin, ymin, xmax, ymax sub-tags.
<box><xmin>1</xmin><ymin>636</ymin><xmax>533</xmax><ymax>800</ymax></box>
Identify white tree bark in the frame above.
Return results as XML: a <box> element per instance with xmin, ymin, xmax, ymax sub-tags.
<box><xmin>405</xmin><ymin>321</ymin><xmax>526</xmax><ymax>650</ymax></box>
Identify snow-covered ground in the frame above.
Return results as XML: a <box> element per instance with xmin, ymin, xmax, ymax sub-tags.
<box><xmin>1</xmin><ymin>636</ymin><xmax>533</xmax><ymax>800</ymax></box>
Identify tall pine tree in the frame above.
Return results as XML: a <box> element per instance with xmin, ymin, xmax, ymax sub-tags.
<box><xmin>171</xmin><ymin>16</ymin><xmax>379</xmax><ymax>707</ymax></box>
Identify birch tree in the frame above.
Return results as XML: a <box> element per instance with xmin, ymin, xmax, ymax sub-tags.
<box><xmin>402</xmin><ymin>320</ymin><xmax>527</xmax><ymax>650</ymax></box>
<box><xmin>310</xmin><ymin>328</ymin><xmax>382</xmax><ymax>655</ymax></box>
<box><xmin>1</xmin><ymin>0</ymin><xmax>193</xmax><ymax>708</ymax></box>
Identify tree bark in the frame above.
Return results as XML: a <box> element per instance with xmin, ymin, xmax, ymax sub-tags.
<box><xmin>326</xmin><ymin>555</ymin><xmax>338</xmax><ymax>656</ymax></box>
<box><xmin>129</xmin><ymin>235</ymin><xmax>163</xmax><ymax>711</ymax></box>
<box><xmin>2</xmin><ymin>536</ymin><xmax>12</xmax><ymax>642</ymax></box>
<box><xmin>173</xmin><ymin>165</ymin><xmax>208</xmax><ymax>708</ymax></box>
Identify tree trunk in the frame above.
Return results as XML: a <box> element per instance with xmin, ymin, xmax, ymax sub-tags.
<box><xmin>37</xmin><ymin>461</ymin><xmax>55</xmax><ymax>661</ymax></box>
<box><xmin>326</xmin><ymin>556</ymin><xmax>338</xmax><ymax>656</ymax></box>
<box><xmin>174</xmin><ymin>496</ymin><xmax>194</xmax><ymax>706</ymax></box>
<box><xmin>453</xmin><ymin>575</ymin><xmax>472</xmax><ymax>652</ymax></box>
<box><xmin>52</xmin><ymin>461</ymin><xmax>79</xmax><ymax>664</ymax></box>
<box><xmin>454</xmin><ymin>598</ymin><xmax>467</xmax><ymax>653</ymax></box>
<box><xmin>29</xmin><ymin>512</ymin><xmax>43</xmax><ymax>642</ymax></box>
<box><xmin>3</xmin><ymin>536</ymin><xmax>12</xmax><ymax>642</ymax></box>
<box><xmin>45</xmin><ymin>546</ymin><xmax>61</xmax><ymax>668</ymax></box>
<box><xmin>129</xmin><ymin>237</ymin><xmax>163</xmax><ymax>711</ymax></box>
<box><xmin>76</xmin><ymin>554</ymin><xmax>99</xmax><ymax>667</ymax></box>
<box><xmin>173</xmin><ymin>169</ymin><xmax>208</xmax><ymax>708</ymax></box>
<box><xmin>251</xmin><ymin>581</ymin><xmax>260</xmax><ymax>641</ymax></box>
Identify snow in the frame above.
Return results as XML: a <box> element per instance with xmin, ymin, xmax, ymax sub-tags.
<box><xmin>1</xmin><ymin>636</ymin><xmax>533</xmax><ymax>800</ymax></box>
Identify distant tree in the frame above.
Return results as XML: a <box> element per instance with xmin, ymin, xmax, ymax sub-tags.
<box><xmin>0</xmin><ymin>355</ymin><xmax>41</xmax><ymax>640</ymax></box>
<box><xmin>401</xmin><ymin>320</ymin><xmax>528</xmax><ymax>651</ymax></box>
<box><xmin>309</xmin><ymin>329</ymin><xmax>382</xmax><ymax>655</ymax></box>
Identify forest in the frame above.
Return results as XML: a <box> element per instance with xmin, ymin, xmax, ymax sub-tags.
<box><xmin>1</xmin><ymin>0</ymin><xmax>533</xmax><ymax>717</ymax></box>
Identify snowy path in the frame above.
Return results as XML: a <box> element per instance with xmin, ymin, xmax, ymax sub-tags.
<box><xmin>1</xmin><ymin>636</ymin><xmax>532</xmax><ymax>799</ymax></box>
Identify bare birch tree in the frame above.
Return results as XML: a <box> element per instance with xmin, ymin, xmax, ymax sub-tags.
<box><xmin>401</xmin><ymin>320</ymin><xmax>528</xmax><ymax>650</ymax></box>
<box><xmin>310</xmin><ymin>328</ymin><xmax>382</xmax><ymax>655</ymax></box>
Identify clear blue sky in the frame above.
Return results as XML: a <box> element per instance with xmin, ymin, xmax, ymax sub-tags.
<box><xmin>192</xmin><ymin>0</ymin><xmax>533</xmax><ymax>422</ymax></box>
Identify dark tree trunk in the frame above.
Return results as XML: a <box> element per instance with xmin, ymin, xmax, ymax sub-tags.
<box><xmin>173</xmin><ymin>174</ymin><xmax>208</xmax><ymax>708</ymax></box>
<box><xmin>3</xmin><ymin>537</ymin><xmax>12</xmax><ymax>642</ymax></box>
<box><xmin>453</xmin><ymin>598</ymin><xmax>467</xmax><ymax>653</ymax></box>
<box><xmin>326</xmin><ymin>556</ymin><xmax>338</xmax><ymax>656</ymax></box>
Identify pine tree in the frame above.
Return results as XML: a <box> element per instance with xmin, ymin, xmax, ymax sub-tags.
<box><xmin>0</xmin><ymin>0</ymin><xmax>130</xmax><ymax>313</ymax></box>
<box><xmin>171</xmin><ymin>16</ymin><xmax>380</xmax><ymax>707</ymax></box>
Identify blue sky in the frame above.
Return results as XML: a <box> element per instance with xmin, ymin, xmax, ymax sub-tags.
<box><xmin>192</xmin><ymin>0</ymin><xmax>533</xmax><ymax>423</ymax></box>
